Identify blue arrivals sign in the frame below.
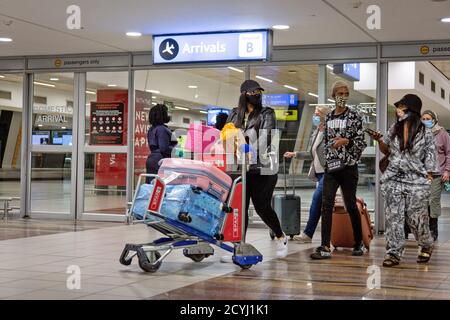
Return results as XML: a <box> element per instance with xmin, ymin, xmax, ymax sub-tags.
<box><xmin>153</xmin><ymin>30</ymin><xmax>271</xmax><ymax>64</ymax></box>
<box><xmin>333</xmin><ymin>63</ymin><xmax>360</xmax><ymax>81</ymax></box>
<box><xmin>262</xmin><ymin>94</ymin><xmax>299</xmax><ymax>107</ymax></box>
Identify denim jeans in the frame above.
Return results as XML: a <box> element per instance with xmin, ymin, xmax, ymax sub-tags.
<box><xmin>303</xmin><ymin>173</ymin><xmax>324</xmax><ymax>238</ymax></box>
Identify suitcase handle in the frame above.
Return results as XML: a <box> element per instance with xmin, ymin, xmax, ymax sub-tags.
<box><xmin>283</xmin><ymin>157</ymin><xmax>295</xmax><ymax>197</ymax></box>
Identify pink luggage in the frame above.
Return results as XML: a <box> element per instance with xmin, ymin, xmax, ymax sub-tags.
<box><xmin>158</xmin><ymin>158</ymin><xmax>232</xmax><ymax>202</ymax></box>
<box><xmin>184</xmin><ymin>123</ymin><xmax>220</xmax><ymax>157</ymax></box>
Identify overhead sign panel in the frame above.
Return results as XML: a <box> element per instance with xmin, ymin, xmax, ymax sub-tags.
<box><xmin>153</xmin><ymin>30</ymin><xmax>271</xmax><ymax>64</ymax></box>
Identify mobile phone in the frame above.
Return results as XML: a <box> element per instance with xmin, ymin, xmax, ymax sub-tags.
<box><xmin>364</xmin><ymin>128</ymin><xmax>381</xmax><ymax>137</ymax></box>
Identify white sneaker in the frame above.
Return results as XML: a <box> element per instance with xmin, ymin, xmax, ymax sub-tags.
<box><xmin>275</xmin><ymin>234</ymin><xmax>288</xmax><ymax>257</ymax></box>
<box><xmin>293</xmin><ymin>232</ymin><xmax>312</xmax><ymax>243</ymax></box>
<box><xmin>220</xmin><ymin>254</ymin><xmax>233</xmax><ymax>263</ymax></box>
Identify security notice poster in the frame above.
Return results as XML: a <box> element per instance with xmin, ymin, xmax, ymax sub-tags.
<box><xmin>90</xmin><ymin>102</ymin><xmax>124</xmax><ymax>145</ymax></box>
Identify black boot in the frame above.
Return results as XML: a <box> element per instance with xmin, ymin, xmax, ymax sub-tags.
<box><xmin>429</xmin><ymin>217</ymin><xmax>438</xmax><ymax>241</ymax></box>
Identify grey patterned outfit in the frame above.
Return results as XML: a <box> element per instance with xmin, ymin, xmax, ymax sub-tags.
<box><xmin>380</xmin><ymin>125</ymin><xmax>437</xmax><ymax>259</ymax></box>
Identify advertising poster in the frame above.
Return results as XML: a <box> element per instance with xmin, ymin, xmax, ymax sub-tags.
<box><xmin>134</xmin><ymin>90</ymin><xmax>152</xmax><ymax>179</ymax></box>
<box><xmin>90</xmin><ymin>102</ymin><xmax>124</xmax><ymax>145</ymax></box>
<box><xmin>94</xmin><ymin>90</ymin><xmax>128</xmax><ymax>188</ymax></box>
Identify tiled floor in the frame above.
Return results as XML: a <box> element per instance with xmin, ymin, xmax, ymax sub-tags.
<box><xmin>0</xmin><ymin>209</ymin><xmax>449</xmax><ymax>300</ymax></box>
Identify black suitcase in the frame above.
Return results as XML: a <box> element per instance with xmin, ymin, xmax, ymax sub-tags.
<box><xmin>271</xmin><ymin>158</ymin><xmax>301</xmax><ymax>240</ymax></box>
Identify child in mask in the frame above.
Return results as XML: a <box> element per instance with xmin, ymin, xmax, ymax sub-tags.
<box><xmin>284</xmin><ymin>105</ymin><xmax>331</xmax><ymax>243</ymax></box>
<box><xmin>421</xmin><ymin>110</ymin><xmax>450</xmax><ymax>241</ymax></box>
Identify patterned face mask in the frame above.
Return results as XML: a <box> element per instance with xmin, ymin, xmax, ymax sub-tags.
<box><xmin>335</xmin><ymin>96</ymin><xmax>348</xmax><ymax>107</ymax></box>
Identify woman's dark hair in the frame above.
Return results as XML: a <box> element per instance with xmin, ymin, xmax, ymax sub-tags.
<box><xmin>235</xmin><ymin>92</ymin><xmax>263</xmax><ymax>129</ymax></box>
<box><xmin>391</xmin><ymin>111</ymin><xmax>424</xmax><ymax>152</ymax></box>
<box><xmin>149</xmin><ymin>104</ymin><xmax>170</xmax><ymax>126</ymax></box>
<box><xmin>215</xmin><ymin>112</ymin><xmax>228</xmax><ymax>130</ymax></box>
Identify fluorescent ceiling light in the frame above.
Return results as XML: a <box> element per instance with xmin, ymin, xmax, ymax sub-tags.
<box><xmin>188</xmin><ymin>85</ymin><xmax>198</xmax><ymax>89</ymax></box>
<box><xmin>371</xmin><ymin>113</ymin><xmax>377</xmax><ymax>116</ymax></box>
<box><xmin>284</xmin><ymin>85</ymin><xmax>298</xmax><ymax>91</ymax></box>
<box><xmin>199</xmin><ymin>111</ymin><xmax>208</xmax><ymax>114</ymax></box>
<box><xmin>328</xmin><ymin>99</ymin><xmax>335</xmax><ymax>103</ymax></box>
<box><xmin>227</xmin><ymin>66</ymin><xmax>244</xmax><ymax>73</ymax></box>
<box><xmin>308</xmin><ymin>92</ymin><xmax>319</xmax><ymax>98</ymax></box>
<box><xmin>194</xmin><ymin>94</ymin><xmax>199</xmax><ymax>99</ymax></box>
<box><xmin>126</xmin><ymin>32</ymin><xmax>142</xmax><ymax>37</ymax></box>
<box><xmin>441</xmin><ymin>17</ymin><xmax>450</xmax><ymax>23</ymax></box>
<box><xmin>86</xmin><ymin>90</ymin><xmax>96</xmax><ymax>95</ymax></box>
<box><xmin>255</xmin><ymin>75</ymin><xmax>273</xmax><ymax>83</ymax></box>
<box><xmin>175</xmin><ymin>106</ymin><xmax>189</xmax><ymax>111</ymax></box>
<box><xmin>152</xmin><ymin>102</ymin><xmax>157</xmax><ymax>105</ymax></box>
<box><xmin>146</xmin><ymin>89</ymin><xmax>160</xmax><ymax>94</ymax></box>
<box><xmin>272</xmin><ymin>25</ymin><xmax>290</xmax><ymax>30</ymax></box>
<box><xmin>310</xmin><ymin>103</ymin><xmax>334</xmax><ymax>106</ymax></box>
<box><xmin>37</xmin><ymin>124</ymin><xmax>43</xmax><ymax>127</ymax></box>
<box><xmin>34</xmin><ymin>81</ymin><xmax>55</xmax><ymax>88</ymax></box>
<box><xmin>108</xmin><ymin>84</ymin><xmax>117</xmax><ymax>87</ymax></box>
<box><xmin>61</xmin><ymin>127</ymin><xmax>66</xmax><ymax>129</ymax></box>
<box><xmin>0</xmin><ymin>37</ymin><xmax>12</xmax><ymax>42</ymax></box>
<box><xmin>359</xmin><ymin>102</ymin><xmax>377</xmax><ymax>105</ymax></box>
<box><xmin>0</xmin><ymin>75</ymin><xmax>5</xmax><ymax>78</ymax></box>
<box><xmin>50</xmin><ymin>77</ymin><xmax>59</xmax><ymax>81</ymax></box>
<box><xmin>327</xmin><ymin>65</ymin><xmax>334</xmax><ymax>70</ymax></box>
<box><xmin>152</xmin><ymin>96</ymin><xmax>157</xmax><ymax>99</ymax></box>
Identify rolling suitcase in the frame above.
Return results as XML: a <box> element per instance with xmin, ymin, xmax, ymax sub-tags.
<box><xmin>132</xmin><ymin>183</ymin><xmax>226</xmax><ymax>238</ymax></box>
<box><xmin>271</xmin><ymin>158</ymin><xmax>301</xmax><ymax>239</ymax></box>
<box><xmin>158</xmin><ymin>158</ymin><xmax>232</xmax><ymax>202</ymax></box>
<box><xmin>331</xmin><ymin>197</ymin><xmax>373</xmax><ymax>250</ymax></box>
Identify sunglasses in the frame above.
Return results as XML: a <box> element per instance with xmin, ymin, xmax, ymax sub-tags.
<box><xmin>246</xmin><ymin>89</ymin><xmax>262</xmax><ymax>96</ymax></box>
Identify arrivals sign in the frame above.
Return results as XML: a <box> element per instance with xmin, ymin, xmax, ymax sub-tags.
<box><xmin>153</xmin><ymin>30</ymin><xmax>271</xmax><ymax>64</ymax></box>
<box><xmin>90</xmin><ymin>102</ymin><xmax>124</xmax><ymax>145</ymax></box>
<box><xmin>262</xmin><ymin>94</ymin><xmax>299</xmax><ymax>107</ymax></box>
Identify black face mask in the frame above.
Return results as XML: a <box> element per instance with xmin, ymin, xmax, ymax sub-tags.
<box><xmin>247</xmin><ymin>94</ymin><xmax>262</xmax><ymax>107</ymax></box>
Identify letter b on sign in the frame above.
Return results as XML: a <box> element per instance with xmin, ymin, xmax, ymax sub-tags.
<box><xmin>239</xmin><ymin>33</ymin><xmax>263</xmax><ymax>58</ymax></box>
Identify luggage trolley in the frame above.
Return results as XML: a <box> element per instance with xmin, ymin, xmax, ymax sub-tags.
<box><xmin>119</xmin><ymin>144</ymin><xmax>263</xmax><ymax>272</ymax></box>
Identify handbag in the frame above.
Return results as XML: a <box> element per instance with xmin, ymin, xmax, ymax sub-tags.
<box><xmin>326</xmin><ymin>157</ymin><xmax>346</xmax><ymax>173</ymax></box>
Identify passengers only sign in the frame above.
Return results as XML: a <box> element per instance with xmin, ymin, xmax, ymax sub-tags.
<box><xmin>153</xmin><ymin>30</ymin><xmax>271</xmax><ymax>64</ymax></box>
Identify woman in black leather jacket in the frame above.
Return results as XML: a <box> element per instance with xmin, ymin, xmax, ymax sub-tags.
<box><xmin>226</xmin><ymin>80</ymin><xmax>288</xmax><ymax>256</ymax></box>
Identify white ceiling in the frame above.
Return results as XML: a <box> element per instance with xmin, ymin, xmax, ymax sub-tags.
<box><xmin>0</xmin><ymin>0</ymin><xmax>449</xmax><ymax>57</ymax></box>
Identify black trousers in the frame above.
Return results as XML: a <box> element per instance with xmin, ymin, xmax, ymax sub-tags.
<box><xmin>244</xmin><ymin>173</ymin><xmax>284</xmax><ymax>239</ymax></box>
<box><xmin>145</xmin><ymin>153</ymin><xmax>163</xmax><ymax>184</ymax></box>
<box><xmin>321</xmin><ymin>165</ymin><xmax>362</xmax><ymax>247</ymax></box>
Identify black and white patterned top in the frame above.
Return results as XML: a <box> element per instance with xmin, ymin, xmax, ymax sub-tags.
<box><xmin>381</xmin><ymin>124</ymin><xmax>438</xmax><ymax>185</ymax></box>
<box><xmin>324</xmin><ymin>108</ymin><xmax>367</xmax><ymax>168</ymax></box>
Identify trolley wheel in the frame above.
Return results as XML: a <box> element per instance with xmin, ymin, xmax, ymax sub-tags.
<box><xmin>239</xmin><ymin>264</ymin><xmax>252</xmax><ymax>270</ymax></box>
<box><xmin>183</xmin><ymin>249</ymin><xmax>209</xmax><ymax>262</ymax></box>
<box><xmin>137</xmin><ymin>250</ymin><xmax>162</xmax><ymax>273</ymax></box>
<box><xmin>290</xmin><ymin>235</ymin><xmax>294</xmax><ymax>240</ymax></box>
<box><xmin>119</xmin><ymin>248</ymin><xmax>133</xmax><ymax>266</ymax></box>
<box><xmin>269</xmin><ymin>230</ymin><xmax>275</xmax><ymax>240</ymax></box>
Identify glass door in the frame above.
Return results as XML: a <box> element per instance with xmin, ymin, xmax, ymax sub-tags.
<box><xmin>77</xmin><ymin>71</ymin><xmax>129</xmax><ymax>221</ymax></box>
<box><xmin>28</xmin><ymin>72</ymin><xmax>77</xmax><ymax>218</ymax></box>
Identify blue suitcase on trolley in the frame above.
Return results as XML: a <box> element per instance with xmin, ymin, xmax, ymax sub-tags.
<box><xmin>132</xmin><ymin>184</ymin><xmax>226</xmax><ymax>238</ymax></box>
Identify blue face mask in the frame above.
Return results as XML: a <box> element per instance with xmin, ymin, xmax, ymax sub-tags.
<box><xmin>312</xmin><ymin>115</ymin><xmax>321</xmax><ymax>127</ymax></box>
<box><xmin>422</xmin><ymin>120</ymin><xmax>433</xmax><ymax>129</ymax></box>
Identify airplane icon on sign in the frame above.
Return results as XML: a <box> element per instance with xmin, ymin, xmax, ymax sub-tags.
<box><xmin>162</xmin><ymin>42</ymin><xmax>175</xmax><ymax>55</ymax></box>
